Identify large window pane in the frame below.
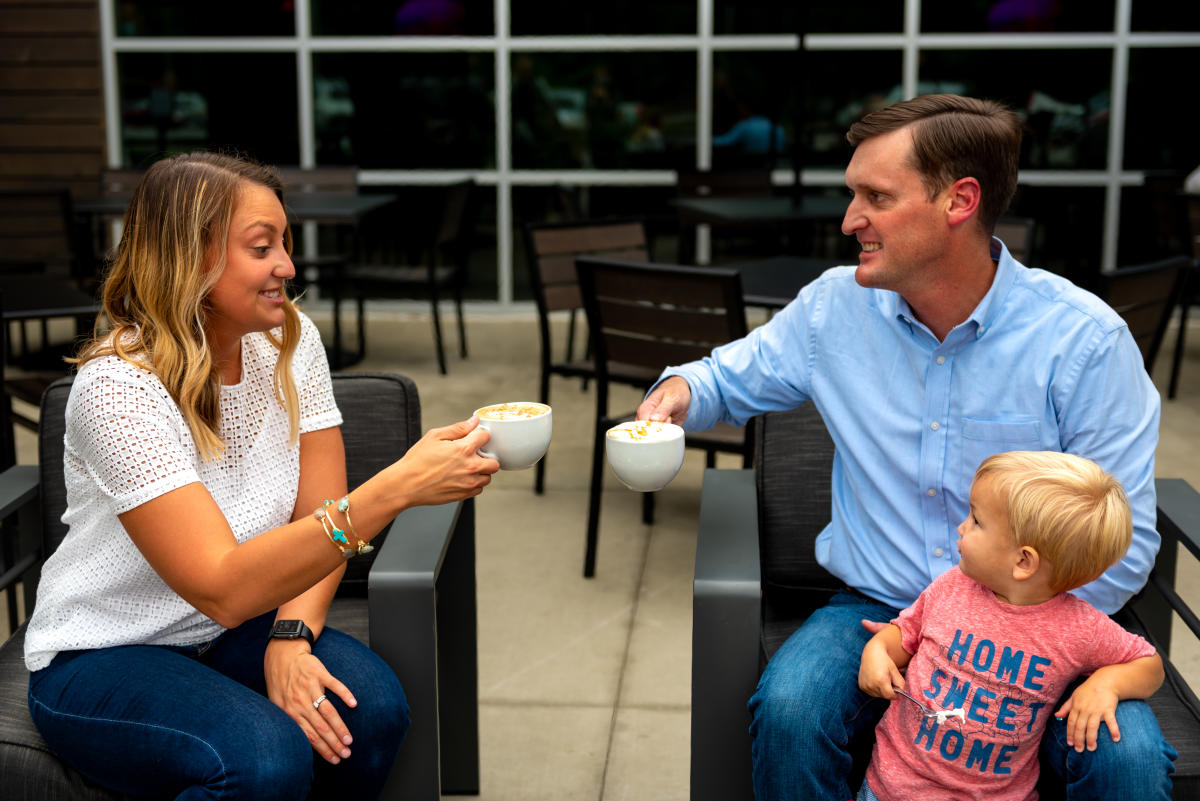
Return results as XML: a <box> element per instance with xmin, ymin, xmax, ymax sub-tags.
<box><xmin>511</xmin><ymin>0</ymin><xmax>693</xmax><ymax>35</ymax></box>
<box><xmin>920</xmin><ymin>0</ymin><xmax>1114</xmax><ymax>32</ymax></box>
<box><xmin>511</xmin><ymin>53</ymin><xmax>695</xmax><ymax>170</ymax></box>
<box><xmin>116</xmin><ymin>0</ymin><xmax>294</xmax><ymax>36</ymax></box>
<box><xmin>1124</xmin><ymin>49</ymin><xmax>1200</xmax><ymax>171</ymax></box>
<box><xmin>1132</xmin><ymin>3</ymin><xmax>1200</xmax><ymax>32</ymax></box>
<box><xmin>918</xmin><ymin>49</ymin><xmax>1110</xmax><ymax>169</ymax></box>
<box><xmin>713</xmin><ymin>52</ymin><xmax>797</xmax><ymax>170</ymax></box>
<box><xmin>792</xmin><ymin>50</ymin><xmax>903</xmax><ymax>169</ymax></box>
<box><xmin>117</xmin><ymin>53</ymin><xmax>299</xmax><ymax>167</ymax></box>
<box><xmin>311</xmin><ymin>0</ymin><xmax>493</xmax><ymax>36</ymax></box>
<box><xmin>716</xmin><ymin>1</ymin><xmax>901</xmax><ymax>34</ymax></box>
<box><xmin>314</xmin><ymin>54</ymin><xmax>494</xmax><ymax>168</ymax></box>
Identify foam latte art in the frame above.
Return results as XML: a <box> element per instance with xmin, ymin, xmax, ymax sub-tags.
<box><xmin>607</xmin><ymin>420</ymin><xmax>678</xmax><ymax>443</ymax></box>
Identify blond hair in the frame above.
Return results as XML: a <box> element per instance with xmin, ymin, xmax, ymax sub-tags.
<box><xmin>74</xmin><ymin>151</ymin><xmax>302</xmax><ymax>459</ymax></box>
<box><xmin>846</xmin><ymin>94</ymin><xmax>1022</xmax><ymax>235</ymax></box>
<box><xmin>974</xmin><ymin>451</ymin><xmax>1132</xmax><ymax>593</ymax></box>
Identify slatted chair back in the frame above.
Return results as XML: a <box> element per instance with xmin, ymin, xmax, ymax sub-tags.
<box><xmin>994</xmin><ymin>216</ymin><xmax>1036</xmax><ymax>264</ymax></box>
<box><xmin>276</xmin><ymin>166</ymin><xmax>358</xmax><ymax>194</ymax></box>
<box><xmin>576</xmin><ymin>256</ymin><xmax>747</xmax><ymax>384</ymax></box>
<box><xmin>1098</xmin><ymin>255</ymin><xmax>1189</xmax><ymax>375</ymax></box>
<box><xmin>0</xmin><ymin>190</ymin><xmax>80</xmax><ymax>278</ymax></box>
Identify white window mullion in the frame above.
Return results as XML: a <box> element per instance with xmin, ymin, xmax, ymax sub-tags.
<box><xmin>1102</xmin><ymin>0</ymin><xmax>1133</xmax><ymax>274</ymax></box>
<box><xmin>295</xmin><ymin>0</ymin><xmax>315</xmax><ymax>169</ymax></box>
<box><xmin>496</xmin><ymin>0</ymin><xmax>513</xmax><ymax>304</ymax></box>
<box><xmin>903</xmin><ymin>0</ymin><xmax>920</xmax><ymax>99</ymax></box>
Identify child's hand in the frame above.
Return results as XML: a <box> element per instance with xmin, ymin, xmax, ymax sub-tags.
<box><xmin>1055</xmin><ymin>676</ymin><xmax>1121</xmax><ymax>752</ymax></box>
<box><xmin>858</xmin><ymin>637</ymin><xmax>904</xmax><ymax>700</ymax></box>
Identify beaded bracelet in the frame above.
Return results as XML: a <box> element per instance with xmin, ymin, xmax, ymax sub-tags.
<box><xmin>314</xmin><ymin>502</ymin><xmax>355</xmax><ymax>559</ymax></box>
<box><xmin>336</xmin><ymin>496</ymin><xmax>374</xmax><ymax>555</ymax></box>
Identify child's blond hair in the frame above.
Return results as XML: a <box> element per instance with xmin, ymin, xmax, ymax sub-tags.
<box><xmin>973</xmin><ymin>451</ymin><xmax>1132</xmax><ymax>593</ymax></box>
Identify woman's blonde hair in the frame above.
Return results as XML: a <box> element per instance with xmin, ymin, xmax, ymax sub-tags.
<box><xmin>74</xmin><ymin>151</ymin><xmax>302</xmax><ymax>459</ymax></box>
<box><xmin>974</xmin><ymin>451</ymin><xmax>1132</xmax><ymax>593</ymax></box>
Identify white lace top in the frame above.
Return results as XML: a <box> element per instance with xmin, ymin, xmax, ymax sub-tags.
<box><xmin>24</xmin><ymin>313</ymin><xmax>342</xmax><ymax>671</ymax></box>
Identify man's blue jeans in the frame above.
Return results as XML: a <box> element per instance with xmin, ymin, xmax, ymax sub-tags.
<box><xmin>28</xmin><ymin>612</ymin><xmax>409</xmax><ymax>801</ymax></box>
<box><xmin>747</xmin><ymin>591</ymin><xmax>1176</xmax><ymax>801</ymax></box>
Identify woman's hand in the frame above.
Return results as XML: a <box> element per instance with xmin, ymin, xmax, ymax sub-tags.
<box><xmin>265</xmin><ymin>638</ymin><xmax>357</xmax><ymax>764</ymax></box>
<box><xmin>390</xmin><ymin>417</ymin><xmax>499</xmax><ymax>508</ymax></box>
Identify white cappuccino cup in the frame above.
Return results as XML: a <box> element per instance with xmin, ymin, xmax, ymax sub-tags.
<box><xmin>605</xmin><ymin>420</ymin><xmax>685</xmax><ymax>492</ymax></box>
<box><xmin>474</xmin><ymin>402</ymin><xmax>553</xmax><ymax>470</ymax></box>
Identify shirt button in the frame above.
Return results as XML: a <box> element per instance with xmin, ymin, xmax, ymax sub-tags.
<box><xmin>930</xmin><ymin>421</ymin><xmax>940</xmax><ymax>431</ymax></box>
<box><xmin>927</xmin><ymin>488</ymin><xmax>937</xmax><ymax>497</ymax></box>
<box><xmin>933</xmin><ymin>547</ymin><xmax>945</xmax><ymax>558</ymax></box>
<box><xmin>936</xmin><ymin>356</ymin><xmax>946</xmax><ymax>365</ymax></box>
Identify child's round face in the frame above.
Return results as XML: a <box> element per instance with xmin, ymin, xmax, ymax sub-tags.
<box><xmin>956</xmin><ymin>475</ymin><xmax>1021</xmax><ymax>591</ymax></box>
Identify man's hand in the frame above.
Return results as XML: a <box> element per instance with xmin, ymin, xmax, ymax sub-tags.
<box><xmin>636</xmin><ymin>376</ymin><xmax>692</xmax><ymax>425</ymax></box>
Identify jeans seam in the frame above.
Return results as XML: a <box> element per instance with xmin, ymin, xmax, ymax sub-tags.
<box><xmin>28</xmin><ymin>693</ymin><xmax>230</xmax><ymax>797</ymax></box>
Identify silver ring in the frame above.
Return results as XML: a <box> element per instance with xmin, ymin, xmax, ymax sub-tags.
<box><xmin>313</xmin><ymin>694</ymin><xmax>327</xmax><ymax>711</ymax></box>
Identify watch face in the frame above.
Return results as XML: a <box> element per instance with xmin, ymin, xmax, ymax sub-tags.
<box><xmin>274</xmin><ymin>620</ymin><xmax>302</xmax><ymax>636</ymax></box>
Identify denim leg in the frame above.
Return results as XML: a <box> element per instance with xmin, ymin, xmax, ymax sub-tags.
<box><xmin>747</xmin><ymin>592</ymin><xmax>899</xmax><ymax>801</ymax></box>
<box><xmin>1040</xmin><ymin>695</ymin><xmax>1176</xmax><ymax>801</ymax></box>
<box><xmin>28</xmin><ymin>644</ymin><xmax>313</xmax><ymax>801</ymax></box>
<box><xmin>202</xmin><ymin>613</ymin><xmax>410</xmax><ymax>801</ymax></box>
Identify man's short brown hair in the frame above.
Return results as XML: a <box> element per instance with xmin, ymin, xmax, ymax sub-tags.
<box><xmin>846</xmin><ymin>94</ymin><xmax>1022</xmax><ymax>235</ymax></box>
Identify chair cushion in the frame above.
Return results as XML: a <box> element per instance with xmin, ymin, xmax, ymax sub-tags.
<box><xmin>0</xmin><ymin>627</ymin><xmax>131</xmax><ymax>801</ymax></box>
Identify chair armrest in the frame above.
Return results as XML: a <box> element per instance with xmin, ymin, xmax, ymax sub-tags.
<box><xmin>692</xmin><ymin>468</ymin><xmax>760</xmax><ymax>801</ymax></box>
<box><xmin>366</xmin><ymin>498</ymin><xmax>478</xmax><ymax>801</ymax></box>
<box><xmin>1157</xmin><ymin>478</ymin><xmax>1200</xmax><ymax>561</ymax></box>
<box><xmin>368</xmin><ymin>500</ymin><xmax>463</xmax><ymax>586</ymax></box>
<box><xmin>1147</xmin><ymin>478</ymin><xmax>1200</xmax><ymax>645</ymax></box>
<box><xmin>0</xmin><ymin>466</ymin><xmax>39</xmax><ymax>520</ymax></box>
<box><xmin>0</xmin><ymin>466</ymin><xmax>41</xmax><ymax>593</ymax></box>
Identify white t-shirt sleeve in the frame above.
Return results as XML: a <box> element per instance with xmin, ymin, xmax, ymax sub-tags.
<box><xmin>66</xmin><ymin>362</ymin><xmax>201</xmax><ymax>514</ymax></box>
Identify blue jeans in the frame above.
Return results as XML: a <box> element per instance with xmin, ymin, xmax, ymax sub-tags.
<box><xmin>747</xmin><ymin>590</ymin><xmax>1176</xmax><ymax>801</ymax></box>
<box><xmin>28</xmin><ymin>612</ymin><xmax>409</xmax><ymax>801</ymax></box>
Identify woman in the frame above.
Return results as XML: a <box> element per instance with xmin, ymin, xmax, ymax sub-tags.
<box><xmin>23</xmin><ymin>151</ymin><xmax>498</xmax><ymax>800</ymax></box>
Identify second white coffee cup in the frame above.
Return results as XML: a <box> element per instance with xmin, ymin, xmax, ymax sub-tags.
<box><xmin>474</xmin><ymin>402</ymin><xmax>553</xmax><ymax>470</ymax></box>
<box><xmin>605</xmin><ymin>420</ymin><xmax>685</xmax><ymax>492</ymax></box>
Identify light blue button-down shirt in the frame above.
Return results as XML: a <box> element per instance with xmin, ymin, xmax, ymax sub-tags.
<box><xmin>665</xmin><ymin>240</ymin><xmax>1160</xmax><ymax>614</ymax></box>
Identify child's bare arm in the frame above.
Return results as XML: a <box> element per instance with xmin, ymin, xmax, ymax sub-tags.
<box><xmin>1054</xmin><ymin>654</ymin><xmax>1165</xmax><ymax>753</ymax></box>
<box><xmin>858</xmin><ymin>622</ymin><xmax>913</xmax><ymax>700</ymax></box>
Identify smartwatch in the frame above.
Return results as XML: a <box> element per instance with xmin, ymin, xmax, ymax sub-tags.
<box><xmin>270</xmin><ymin>619</ymin><xmax>316</xmax><ymax>647</ymax></box>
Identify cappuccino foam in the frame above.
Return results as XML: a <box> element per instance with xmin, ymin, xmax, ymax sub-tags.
<box><xmin>607</xmin><ymin>420</ymin><xmax>677</xmax><ymax>443</ymax></box>
<box><xmin>477</xmin><ymin>402</ymin><xmax>548</xmax><ymax>421</ymax></box>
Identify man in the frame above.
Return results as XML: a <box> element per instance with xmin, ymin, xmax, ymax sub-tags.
<box><xmin>638</xmin><ymin>95</ymin><xmax>1175</xmax><ymax>800</ymax></box>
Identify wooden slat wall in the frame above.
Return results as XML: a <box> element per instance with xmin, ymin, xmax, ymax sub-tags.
<box><xmin>0</xmin><ymin>0</ymin><xmax>105</xmax><ymax>199</ymax></box>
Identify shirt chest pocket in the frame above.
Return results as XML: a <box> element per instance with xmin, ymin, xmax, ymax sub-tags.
<box><xmin>960</xmin><ymin>417</ymin><xmax>1044</xmax><ymax>476</ymax></box>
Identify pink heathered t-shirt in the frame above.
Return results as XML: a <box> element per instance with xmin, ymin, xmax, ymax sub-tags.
<box><xmin>865</xmin><ymin>566</ymin><xmax>1155</xmax><ymax>801</ymax></box>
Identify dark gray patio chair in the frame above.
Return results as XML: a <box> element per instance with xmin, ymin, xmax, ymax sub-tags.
<box><xmin>0</xmin><ymin>372</ymin><xmax>479</xmax><ymax>801</ymax></box>
<box><xmin>692</xmin><ymin>403</ymin><xmax>1200</xmax><ymax>801</ymax></box>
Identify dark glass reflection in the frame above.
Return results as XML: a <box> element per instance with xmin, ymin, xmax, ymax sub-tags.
<box><xmin>512</xmin><ymin>0</ymin><xmax>693</xmax><ymax>34</ymax></box>
<box><xmin>1124</xmin><ymin>49</ymin><xmax>1200</xmax><ymax>172</ymax></box>
<box><xmin>510</xmin><ymin>53</ymin><xmax>696</xmax><ymax>170</ymax></box>
<box><xmin>787</xmin><ymin>50</ymin><xmax>904</xmax><ymax>169</ymax></box>
<box><xmin>1008</xmin><ymin>186</ymin><xmax>1104</xmax><ymax>287</ymax></box>
<box><xmin>920</xmin><ymin>0</ymin><xmax>1114</xmax><ymax>33</ymax></box>
<box><xmin>311</xmin><ymin>0</ymin><xmax>493</xmax><ymax>36</ymax></box>
<box><xmin>117</xmin><ymin>53</ymin><xmax>299</xmax><ymax>166</ymax></box>
<box><xmin>115</xmin><ymin>0</ymin><xmax>294</xmax><ymax>36</ymax></box>
<box><xmin>1132</xmin><ymin>4</ymin><xmax>1200</xmax><ymax>31</ymax></box>
<box><xmin>918</xmin><ymin>49</ymin><xmax>1111</xmax><ymax>169</ymax></box>
<box><xmin>314</xmin><ymin>53</ymin><xmax>494</xmax><ymax>168</ymax></box>
<box><xmin>716</xmin><ymin>0</ymin><xmax>902</xmax><ymax>34</ymax></box>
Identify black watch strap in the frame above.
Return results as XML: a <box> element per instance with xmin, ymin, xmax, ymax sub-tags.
<box><xmin>270</xmin><ymin>619</ymin><xmax>315</xmax><ymax>646</ymax></box>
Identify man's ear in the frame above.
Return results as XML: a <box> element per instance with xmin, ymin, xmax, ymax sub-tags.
<box><xmin>944</xmin><ymin>176</ymin><xmax>981</xmax><ymax>228</ymax></box>
<box><xmin>1012</xmin><ymin>545</ymin><xmax>1040</xmax><ymax>581</ymax></box>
